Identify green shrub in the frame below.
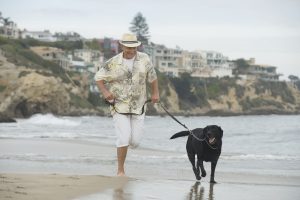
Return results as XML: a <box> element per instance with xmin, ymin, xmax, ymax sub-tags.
<box><xmin>240</xmin><ymin>97</ymin><xmax>284</xmax><ymax>111</ymax></box>
<box><xmin>255</xmin><ymin>81</ymin><xmax>295</xmax><ymax>104</ymax></box>
<box><xmin>87</xmin><ymin>92</ymin><xmax>106</xmax><ymax>107</ymax></box>
<box><xmin>0</xmin><ymin>38</ymin><xmax>71</xmax><ymax>83</ymax></box>
<box><xmin>18</xmin><ymin>71</ymin><xmax>31</xmax><ymax>78</ymax></box>
<box><xmin>0</xmin><ymin>85</ymin><xmax>7</xmax><ymax>92</ymax></box>
<box><xmin>70</xmin><ymin>93</ymin><xmax>93</xmax><ymax>109</ymax></box>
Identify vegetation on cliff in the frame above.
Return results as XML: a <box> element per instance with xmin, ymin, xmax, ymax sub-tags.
<box><xmin>1</xmin><ymin>37</ymin><xmax>300</xmax><ymax>118</ymax></box>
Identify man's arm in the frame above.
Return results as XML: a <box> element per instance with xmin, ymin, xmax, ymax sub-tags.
<box><xmin>96</xmin><ymin>80</ymin><xmax>114</xmax><ymax>101</ymax></box>
<box><xmin>150</xmin><ymin>79</ymin><xmax>159</xmax><ymax>103</ymax></box>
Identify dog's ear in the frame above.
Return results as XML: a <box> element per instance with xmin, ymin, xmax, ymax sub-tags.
<box><xmin>218</xmin><ymin>126</ymin><xmax>223</xmax><ymax>138</ymax></box>
<box><xmin>203</xmin><ymin>126</ymin><xmax>208</xmax><ymax>134</ymax></box>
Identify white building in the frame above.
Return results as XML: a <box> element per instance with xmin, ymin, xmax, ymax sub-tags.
<box><xmin>199</xmin><ymin>50</ymin><xmax>229</xmax><ymax>68</ymax></box>
<box><xmin>54</xmin><ymin>32</ymin><xmax>82</xmax><ymax>41</ymax></box>
<box><xmin>73</xmin><ymin>49</ymin><xmax>104</xmax><ymax>73</ymax></box>
<box><xmin>22</xmin><ymin>30</ymin><xmax>57</xmax><ymax>42</ymax></box>
<box><xmin>144</xmin><ymin>45</ymin><xmax>233</xmax><ymax>78</ymax></box>
<box><xmin>0</xmin><ymin>20</ymin><xmax>20</xmax><ymax>39</ymax></box>
<box><xmin>74</xmin><ymin>49</ymin><xmax>103</xmax><ymax>63</ymax></box>
<box><xmin>152</xmin><ymin>44</ymin><xmax>184</xmax><ymax>77</ymax></box>
<box><xmin>30</xmin><ymin>46</ymin><xmax>70</xmax><ymax>69</ymax></box>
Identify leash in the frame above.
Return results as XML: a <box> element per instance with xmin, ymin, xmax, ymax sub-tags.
<box><xmin>158</xmin><ymin>102</ymin><xmax>204</xmax><ymax>142</ymax></box>
<box><xmin>105</xmin><ymin>99</ymin><xmax>151</xmax><ymax>115</ymax></box>
<box><xmin>158</xmin><ymin>101</ymin><xmax>217</xmax><ymax>150</ymax></box>
<box><xmin>105</xmin><ymin>98</ymin><xmax>217</xmax><ymax>149</ymax></box>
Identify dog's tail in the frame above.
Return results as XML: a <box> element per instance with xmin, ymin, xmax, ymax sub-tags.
<box><xmin>170</xmin><ymin>131</ymin><xmax>189</xmax><ymax>139</ymax></box>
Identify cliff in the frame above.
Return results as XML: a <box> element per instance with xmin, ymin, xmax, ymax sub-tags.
<box><xmin>148</xmin><ymin>73</ymin><xmax>300</xmax><ymax>116</ymax></box>
<box><xmin>1</xmin><ymin>38</ymin><xmax>300</xmax><ymax>119</ymax></box>
<box><xmin>0</xmin><ymin>38</ymin><xmax>105</xmax><ymax>119</ymax></box>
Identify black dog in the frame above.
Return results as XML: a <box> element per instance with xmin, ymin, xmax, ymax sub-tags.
<box><xmin>170</xmin><ymin>125</ymin><xmax>223</xmax><ymax>183</ymax></box>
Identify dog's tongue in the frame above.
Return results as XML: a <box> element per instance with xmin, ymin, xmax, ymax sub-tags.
<box><xmin>209</xmin><ymin>138</ymin><xmax>216</xmax><ymax>144</ymax></box>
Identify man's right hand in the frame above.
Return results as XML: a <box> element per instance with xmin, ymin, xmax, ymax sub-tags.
<box><xmin>96</xmin><ymin>80</ymin><xmax>115</xmax><ymax>103</ymax></box>
<box><xmin>103</xmin><ymin>91</ymin><xmax>115</xmax><ymax>104</ymax></box>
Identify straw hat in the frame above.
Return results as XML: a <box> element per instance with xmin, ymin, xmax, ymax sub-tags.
<box><xmin>119</xmin><ymin>33</ymin><xmax>141</xmax><ymax>47</ymax></box>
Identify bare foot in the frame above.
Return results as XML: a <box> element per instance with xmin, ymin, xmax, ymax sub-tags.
<box><xmin>117</xmin><ymin>172</ymin><xmax>126</xmax><ymax>177</ymax></box>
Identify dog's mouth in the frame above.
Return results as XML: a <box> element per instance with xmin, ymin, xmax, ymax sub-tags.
<box><xmin>208</xmin><ymin>137</ymin><xmax>216</xmax><ymax>145</ymax></box>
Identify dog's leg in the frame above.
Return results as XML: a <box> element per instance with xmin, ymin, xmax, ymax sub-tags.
<box><xmin>198</xmin><ymin>159</ymin><xmax>206</xmax><ymax>178</ymax></box>
<box><xmin>188</xmin><ymin>153</ymin><xmax>200</xmax><ymax>180</ymax></box>
<box><xmin>210</xmin><ymin>162</ymin><xmax>217</xmax><ymax>183</ymax></box>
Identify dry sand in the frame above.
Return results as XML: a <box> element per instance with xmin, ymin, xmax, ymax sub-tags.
<box><xmin>0</xmin><ymin>173</ymin><xmax>128</xmax><ymax>200</ymax></box>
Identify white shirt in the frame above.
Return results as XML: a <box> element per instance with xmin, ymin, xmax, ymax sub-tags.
<box><xmin>122</xmin><ymin>56</ymin><xmax>135</xmax><ymax>72</ymax></box>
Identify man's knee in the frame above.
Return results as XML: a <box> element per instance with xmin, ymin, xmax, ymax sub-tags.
<box><xmin>129</xmin><ymin>140</ymin><xmax>140</xmax><ymax>149</ymax></box>
<box><xmin>116</xmin><ymin>138</ymin><xmax>130</xmax><ymax>147</ymax></box>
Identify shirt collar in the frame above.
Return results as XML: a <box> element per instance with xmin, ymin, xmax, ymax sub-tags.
<box><xmin>117</xmin><ymin>52</ymin><xmax>140</xmax><ymax>64</ymax></box>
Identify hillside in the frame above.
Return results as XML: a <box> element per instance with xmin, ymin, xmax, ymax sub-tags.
<box><xmin>153</xmin><ymin>73</ymin><xmax>300</xmax><ymax>116</ymax></box>
<box><xmin>0</xmin><ymin>38</ymin><xmax>300</xmax><ymax>119</ymax></box>
<box><xmin>0</xmin><ymin>37</ymin><xmax>106</xmax><ymax>118</ymax></box>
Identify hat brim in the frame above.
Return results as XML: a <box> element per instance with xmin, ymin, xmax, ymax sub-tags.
<box><xmin>119</xmin><ymin>41</ymin><xmax>141</xmax><ymax>47</ymax></box>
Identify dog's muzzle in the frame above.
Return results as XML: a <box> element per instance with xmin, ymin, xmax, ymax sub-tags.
<box><xmin>208</xmin><ymin>137</ymin><xmax>216</xmax><ymax>145</ymax></box>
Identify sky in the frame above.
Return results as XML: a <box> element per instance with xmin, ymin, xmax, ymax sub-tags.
<box><xmin>1</xmin><ymin>0</ymin><xmax>300</xmax><ymax>79</ymax></box>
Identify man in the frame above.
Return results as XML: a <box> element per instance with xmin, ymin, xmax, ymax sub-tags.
<box><xmin>95</xmin><ymin>33</ymin><xmax>159</xmax><ymax>176</ymax></box>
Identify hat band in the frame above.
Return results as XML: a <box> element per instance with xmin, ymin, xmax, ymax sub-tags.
<box><xmin>121</xmin><ymin>41</ymin><xmax>139</xmax><ymax>44</ymax></box>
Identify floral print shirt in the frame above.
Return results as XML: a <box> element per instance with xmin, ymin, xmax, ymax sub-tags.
<box><xmin>94</xmin><ymin>52</ymin><xmax>157</xmax><ymax>114</ymax></box>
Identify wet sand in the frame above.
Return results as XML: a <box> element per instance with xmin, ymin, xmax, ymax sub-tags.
<box><xmin>1</xmin><ymin>138</ymin><xmax>300</xmax><ymax>200</ymax></box>
<box><xmin>0</xmin><ymin>173</ymin><xmax>128</xmax><ymax>200</ymax></box>
<box><xmin>1</xmin><ymin>173</ymin><xmax>299</xmax><ymax>200</ymax></box>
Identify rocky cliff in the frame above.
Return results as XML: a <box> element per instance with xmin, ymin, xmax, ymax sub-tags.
<box><xmin>0</xmin><ymin>47</ymin><xmax>105</xmax><ymax>119</ymax></box>
<box><xmin>1</xmin><ymin>38</ymin><xmax>300</xmax><ymax>119</ymax></box>
<box><xmin>153</xmin><ymin>74</ymin><xmax>300</xmax><ymax>116</ymax></box>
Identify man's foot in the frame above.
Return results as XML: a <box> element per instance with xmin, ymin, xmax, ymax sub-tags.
<box><xmin>117</xmin><ymin>172</ymin><xmax>126</xmax><ymax>177</ymax></box>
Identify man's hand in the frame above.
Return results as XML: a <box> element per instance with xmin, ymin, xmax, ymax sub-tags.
<box><xmin>151</xmin><ymin>79</ymin><xmax>160</xmax><ymax>103</ymax></box>
<box><xmin>103</xmin><ymin>91</ymin><xmax>115</xmax><ymax>103</ymax></box>
<box><xmin>96</xmin><ymin>80</ymin><xmax>115</xmax><ymax>103</ymax></box>
<box><xmin>151</xmin><ymin>93</ymin><xmax>159</xmax><ymax>103</ymax></box>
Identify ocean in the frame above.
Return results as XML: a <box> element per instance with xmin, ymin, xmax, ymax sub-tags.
<box><xmin>0</xmin><ymin>114</ymin><xmax>300</xmax><ymax>177</ymax></box>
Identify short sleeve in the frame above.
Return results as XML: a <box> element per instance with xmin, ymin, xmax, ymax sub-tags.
<box><xmin>145</xmin><ymin>57</ymin><xmax>157</xmax><ymax>83</ymax></box>
<box><xmin>94</xmin><ymin>63</ymin><xmax>113</xmax><ymax>82</ymax></box>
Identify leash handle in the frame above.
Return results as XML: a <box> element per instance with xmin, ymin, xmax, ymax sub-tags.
<box><xmin>104</xmin><ymin>98</ymin><xmax>115</xmax><ymax>106</ymax></box>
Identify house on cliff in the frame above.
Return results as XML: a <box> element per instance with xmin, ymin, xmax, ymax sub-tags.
<box><xmin>239</xmin><ymin>58</ymin><xmax>282</xmax><ymax>81</ymax></box>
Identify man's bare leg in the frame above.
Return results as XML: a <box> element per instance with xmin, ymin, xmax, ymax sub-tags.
<box><xmin>117</xmin><ymin>146</ymin><xmax>128</xmax><ymax>176</ymax></box>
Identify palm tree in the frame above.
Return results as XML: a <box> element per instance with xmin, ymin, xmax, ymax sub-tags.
<box><xmin>3</xmin><ymin>17</ymin><xmax>11</xmax><ymax>26</ymax></box>
<box><xmin>0</xmin><ymin>12</ymin><xmax>4</xmax><ymax>25</ymax></box>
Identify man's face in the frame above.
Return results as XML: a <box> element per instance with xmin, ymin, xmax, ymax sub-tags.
<box><xmin>122</xmin><ymin>46</ymin><xmax>137</xmax><ymax>59</ymax></box>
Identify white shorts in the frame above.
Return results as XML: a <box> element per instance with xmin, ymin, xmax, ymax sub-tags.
<box><xmin>112</xmin><ymin>113</ymin><xmax>145</xmax><ymax>148</ymax></box>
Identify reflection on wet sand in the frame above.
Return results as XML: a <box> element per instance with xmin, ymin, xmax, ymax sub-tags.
<box><xmin>187</xmin><ymin>182</ymin><xmax>215</xmax><ymax>200</ymax></box>
<box><xmin>113</xmin><ymin>187</ymin><xmax>131</xmax><ymax>200</ymax></box>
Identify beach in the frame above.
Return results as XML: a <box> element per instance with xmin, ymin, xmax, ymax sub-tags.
<box><xmin>1</xmin><ymin>138</ymin><xmax>300</xmax><ymax>200</ymax></box>
<box><xmin>1</xmin><ymin>172</ymin><xmax>299</xmax><ymax>200</ymax></box>
<box><xmin>0</xmin><ymin>173</ymin><xmax>128</xmax><ymax>200</ymax></box>
<box><xmin>1</xmin><ymin>114</ymin><xmax>300</xmax><ymax>199</ymax></box>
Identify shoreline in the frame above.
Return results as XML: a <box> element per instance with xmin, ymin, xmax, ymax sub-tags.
<box><xmin>1</xmin><ymin>138</ymin><xmax>300</xmax><ymax>199</ymax></box>
<box><xmin>1</xmin><ymin>111</ymin><xmax>300</xmax><ymax>122</ymax></box>
<box><xmin>1</xmin><ymin>172</ymin><xmax>299</xmax><ymax>200</ymax></box>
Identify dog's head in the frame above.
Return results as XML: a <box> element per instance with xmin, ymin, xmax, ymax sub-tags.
<box><xmin>203</xmin><ymin>125</ymin><xmax>223</xmax><ymax>145</ymax></box>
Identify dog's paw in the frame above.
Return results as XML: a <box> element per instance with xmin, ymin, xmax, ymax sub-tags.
<box><xmin>201</xmin><ymin>170</ymin><xmax>206</xmax><ymax>177</ymax></box>
<box><xmin>193</xmin><ymin>168</ymin><xmax>201</xmax><ymax>180</ymax></box>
